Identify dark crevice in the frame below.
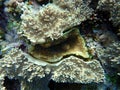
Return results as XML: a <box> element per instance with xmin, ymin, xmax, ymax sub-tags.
<box><xmin>36</xmin><ymin>0</ymin><xmax>53</xmax><ymax>5</ymax></box>
<box><xmin>48</xmin><ymin>54</ymin><xmax>89</xmax><ymax>64</ymax></box>
<box><xmin>3</xmin><ymin>77</ymin><xmax>21</xmax><ymax>90</ymax></box>
<box><xmin>0</xmin><ymin>0</ymin><xmax>8</xmax><ymax>30</ymax></box>
<box><xmin>28</xmin><ymin>31</ymin><xmax>90</xmax><ymax>64</ymax></box>
<box><xmin>61</xmin><ymin>54</ymin><xmax>89</xmax><ymax>62</ymax></box>
<box><xmin>79</xmin><ymin>10</ymin><xmax>119</xmax><ymax>40</ymax></box>
<box><xmin>89</xmin><ymin>0</ymin><xmax>99</xmax><ymax>9</ymax></box>
<box><xmin>48</xmin><ymin>80</ymin><xmax>99</xmax><ymax>90</ymax></box>
<box><xmin>95</xmin><ymin>10</ymin><xmax>119</xmax><ymax>40</ymax></box>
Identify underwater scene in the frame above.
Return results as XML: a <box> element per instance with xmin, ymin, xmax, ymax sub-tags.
<box><xmin>0</xmin><ymin>0</ymin><xmax>120</xmax><ymax>90</ymax></box>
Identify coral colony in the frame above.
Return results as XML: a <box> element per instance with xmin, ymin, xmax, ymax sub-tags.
<box><xmin>0</xmin><ymin>0</ymin><xmax>120</xmax><ymax>90</ymax></box>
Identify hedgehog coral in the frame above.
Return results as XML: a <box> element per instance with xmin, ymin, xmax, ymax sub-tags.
<box><xmin>19</xmin><ymin>1</ymin><xmax>93</xmax><ymax>44</ymax></box>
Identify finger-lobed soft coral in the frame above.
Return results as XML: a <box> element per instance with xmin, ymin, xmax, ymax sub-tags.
<box><xmin>19</xmin><ymin>1</ymin><xmax>93</xmax><ymax>44</ymax></box>
<box><xmin>19</xmin><ymin>3</ymin><xmax>70</xmax><ymax>44</ymax></box>
<box><xmin>0</xmin><ymin>48</ymin><xmax>104</xmax><ymax>90</ymax></box>
<box><xmin>0</xmin><ymin>48</ymin><xmax>50</xmax><ymax>90</ymax></box>
<box><xmin>52</xmin><ymin>56</ymin><xmax>105</xmax><ymax>83</ymax></box>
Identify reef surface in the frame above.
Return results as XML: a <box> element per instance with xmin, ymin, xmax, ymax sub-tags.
<box><xmin>0</xmin><ymin>0</ymin><xmax>120</xmax><ymax>90</ymax></box>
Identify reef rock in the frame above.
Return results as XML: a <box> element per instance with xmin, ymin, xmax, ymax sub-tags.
<box><xmin>97</xmin><ymin>41</ymin><xmax>120</xmax><ymax>76</ymax></box>
<box><xmin>97</xmin><ymin>0</ymin><xmax>120</xmax><ymax>26</ymax></box>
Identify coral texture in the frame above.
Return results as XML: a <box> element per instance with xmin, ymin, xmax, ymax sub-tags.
<box><xmin>0</xmin><ymin>48</ymin><xmax>50</xmax><ymax>90</ymax></box>
<box><xmin>19</xmin><ymin>1</ymin><xmax>93</xmax><ymax>44</ymax></box>
<box><xmin>2</xmin><ymin>0</ymin><xmax>117</xmax><ymax>89</ymax></box>
<box><xmin>97</xmin><ymin>42</ymin><xmax>120</xmax><ymax>75</ymax></box>
<box><xmin>97</xmin><ymin>0</ymin><xmax>120</xmax><ymax>26</ymax></box>
<box><xmin>52</xmin><ymin>56</ymin><xmax>105</xmax><ymax>83</ymax></box>
<box><xmin>4</xmin><ymin>0</ymin><xmax>23</xmax><ymax>13</ymax></box>
<box><xmin>0</xmin><ymin>47</ymin><xmax>105</xmax><ymax>89</ymax></box>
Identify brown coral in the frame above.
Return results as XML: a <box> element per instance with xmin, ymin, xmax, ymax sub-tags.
<box><xmin>28</xmin><ymin>29</ymin><xmax>89</xmax><ymax>63</ymax></box>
